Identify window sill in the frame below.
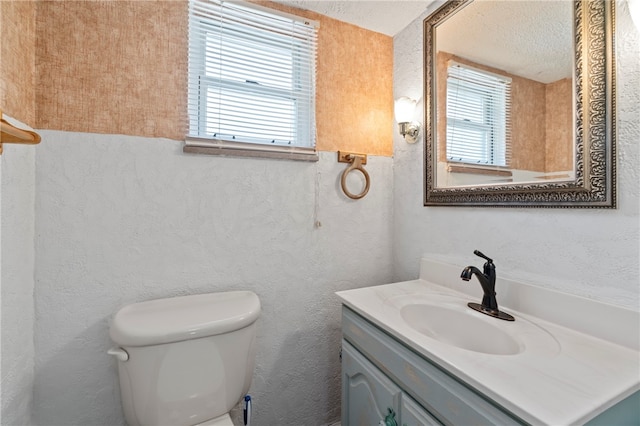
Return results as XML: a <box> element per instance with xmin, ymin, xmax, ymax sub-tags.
<box><xmin>446</xmin><ymin>163</ymin><xmax>512</xmax><ymax>177</ymax></box>
<box><xmin>184</xmin><ymin>137</ymin><xmax>318</xmax><ymax>162</ymax></box>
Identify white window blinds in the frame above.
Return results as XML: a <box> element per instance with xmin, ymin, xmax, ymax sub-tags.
<box><xmin>446</xmin><ymin>62</ymin><xmax>512</xmax><ymax>167</ymax></box>
<box><xmin>187</xmin><ymin>0</ymin><xmax>318</xmax><ymax>151</ymax></box>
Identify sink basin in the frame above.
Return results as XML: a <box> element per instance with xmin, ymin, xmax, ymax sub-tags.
<box><xmin>401</xmin><ymin>303</ymin><xmax>522</xmax><ymax>355</ymax></box>
<box><xmin>384</xmin><ymin>293</ymin><xmax>560</xmax><ymax>357</ymax></box>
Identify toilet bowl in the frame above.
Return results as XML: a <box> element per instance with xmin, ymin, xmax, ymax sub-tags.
<box><xmin>195</xmin><ymin>413</ymin><xmax>234</xmax><ymax>426</ymax></box>
<box><xmin>109</xmin><ymin>291</ymin><xmax>260</xmax><ymax>426</ymax></box>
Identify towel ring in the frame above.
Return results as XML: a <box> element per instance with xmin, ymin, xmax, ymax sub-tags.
<box><xmin>341</xmin><ymin>154</ymin><xmax>370</xmax><ymax>200</ymax></box>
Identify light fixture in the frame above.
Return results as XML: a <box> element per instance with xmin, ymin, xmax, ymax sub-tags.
<box><xmin>629</xmin><ymin>0</ymin><xmax>640</xmax><ymax>30</ymax></box>
<box><xmin>394</xmin><ymin>97</ymin><xmax>421</xmax><ymax>143</ymax></box>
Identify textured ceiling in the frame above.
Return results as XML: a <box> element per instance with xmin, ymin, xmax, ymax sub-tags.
<box><xmin>272</xmin><ymin>0</ymin><xmax>434</xmax><ymax>36</ymax></box>
<box><xmin>437</xmin><ymin>1</ymin><xmax>573</xmax><ymax>83</ymax></box>
<box><xmin>274</xmin><ymin>0</ymin><xmax>573</xmax><ymax>84</ymax></box>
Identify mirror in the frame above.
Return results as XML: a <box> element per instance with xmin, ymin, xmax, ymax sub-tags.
<box><xmin>424</xmin><ymin>0</ymin><xmax>616</xmax><ymax>207</ymax></box>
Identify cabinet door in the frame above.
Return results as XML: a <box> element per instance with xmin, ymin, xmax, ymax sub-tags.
<box><xmin>401</xmin><ymin>394</ymin><xmax>441</xmax><ymax>426</ymax></box>
<box><xmin>342</xmin><ymin>340</ymin><xmax>401</xmax><ymax>426</ymax></box>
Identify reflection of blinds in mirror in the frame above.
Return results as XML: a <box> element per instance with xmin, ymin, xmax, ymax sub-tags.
<box><xmin>446</xmin><ymin>62</ymin><xmax>511</xmax><ymax>167</ymax></box>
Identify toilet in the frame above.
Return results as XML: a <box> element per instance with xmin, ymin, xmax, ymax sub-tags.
<box><xmin>108</xmin><ymin>291</ymin><xmax>260</xmax><ymax>426</ymax></box>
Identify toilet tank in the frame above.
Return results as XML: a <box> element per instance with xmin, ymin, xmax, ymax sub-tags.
<box><xmin>109</xmin><ymin>291</ymin><xmax>260</xmax><ymax>426</ymax></box>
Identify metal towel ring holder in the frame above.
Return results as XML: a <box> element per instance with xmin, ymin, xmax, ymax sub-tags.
<box><xmin>340</xmin><ymin>153</ymin><xmax>370</xmax><ymax>200</ymax></box>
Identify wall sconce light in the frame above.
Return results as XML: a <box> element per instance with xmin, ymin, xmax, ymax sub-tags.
<box><xmin>394</xmin><ymin>97</ymin><xmax>421</xmax><ymax>143</ymax></box>
<box><xmin>629</xmin><ymin>0</ymin><xmax>640</xmax><ymax>30</ymax></box>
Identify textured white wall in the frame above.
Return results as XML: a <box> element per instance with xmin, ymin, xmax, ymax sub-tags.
<box><xmin>1</xmin><ymin>144</ymin><xmax>36</xmax><ymax>426</ymax></box>
<box><xmin>392</xmin><ymin>1</ymin><xmax>640</xmax><ymax>310</ymax></box>
<box><xmin>32</xmin><ymin>132</ymin><xmax>393</xmax><ymax>425</ymax></box>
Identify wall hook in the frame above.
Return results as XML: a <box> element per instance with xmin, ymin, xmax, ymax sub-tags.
<box><xmin>338</xmin><ymin>151</ymin><xmax>370</xmax><ymax>200</ymax></box>
<box><xmin>0</xmin><ymin>109</ymin><xmax>41</xmax><ymax>155</ymax></box>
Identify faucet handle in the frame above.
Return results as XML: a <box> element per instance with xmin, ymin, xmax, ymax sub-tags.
<box><xmin>473</xmin><ymin>249</ymin><xmax>493</xmax><ymax>263</ymax></box>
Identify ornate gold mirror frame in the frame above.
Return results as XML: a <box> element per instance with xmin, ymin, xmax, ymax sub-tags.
<box><xmin>424</xmin><ymin>0</ymin><xmax>616</xmax><ymax>207</ymax></box>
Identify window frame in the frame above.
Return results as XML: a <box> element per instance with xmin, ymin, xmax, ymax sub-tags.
<box><xmin>445</xmin><ymin>62</ymin><xmax>511</xmax><ymax>168</ymax></box>
<box><xmin>184</xmin><ymin>0</ymin><xmax>319</xmax><ymax>161</ymax></box>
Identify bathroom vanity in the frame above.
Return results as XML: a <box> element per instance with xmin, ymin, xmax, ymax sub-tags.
<box><xmin>337</xmin><ymin>259</ymin><xmax>639</xmax><ymax>425</ymax></box>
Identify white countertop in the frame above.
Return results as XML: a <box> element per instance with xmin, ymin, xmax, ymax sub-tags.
<box><xmin>336</xmin><ymin>259</ymin><xmax>640</xmax><ymax>425</ymax></box>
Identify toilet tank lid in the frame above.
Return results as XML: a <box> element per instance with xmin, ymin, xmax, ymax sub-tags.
<box><xmin>110</xmin><ymin>291</ymin><xmax>261</xmax><ymax>347</ymax></box>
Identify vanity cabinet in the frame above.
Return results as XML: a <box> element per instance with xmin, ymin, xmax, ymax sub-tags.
<box><xmin>341</xmin><ymin>306</ymin><xmax>524</xmax><ymax>426</ymax></box>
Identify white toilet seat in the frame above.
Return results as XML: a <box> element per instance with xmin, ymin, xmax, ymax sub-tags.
<box><xmin>194</xmin><ymin>413</ymin><xmax>234</xmax><ymax>426</ymax></box>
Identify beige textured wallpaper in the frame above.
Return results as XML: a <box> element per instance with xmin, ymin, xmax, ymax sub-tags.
<box><xmin>36</xmin><ymin>0</ymin><xmax>188</xmax><ymax>141</ymax></box>
<box><xmin>34</xmin><ymin>0</ymin><xmax>393</xmax><ymax>156</ymax></box>
<box><xmin>312</xmin><ymin>10</ymin><xmax>393</xmax><ymax>156</ymax></box>
<box><xmin>545</xmin><ymin>78</ymin><xmax>572</xmax><ymax>172</ymax></box>
<box><xmin>510</xmin><ymin>73</ymin><xmax>546</xmax><ymax>172</ymax></box>
<box><xmin>1</xmin><ymin>0</ymin><xmax>37</xmax><ymax>125</ymax></box>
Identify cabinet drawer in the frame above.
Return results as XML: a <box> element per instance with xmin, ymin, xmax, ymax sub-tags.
<box><xmin>342</xmin><ymin>307</ymin><xmax>525</xmax><ymax>425</ymax></box>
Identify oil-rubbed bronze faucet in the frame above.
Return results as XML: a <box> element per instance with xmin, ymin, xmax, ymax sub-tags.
<box><xmin>461</xmin><ymin>250</ymin><xmax>515</xmax><ymax>321</ymax></box>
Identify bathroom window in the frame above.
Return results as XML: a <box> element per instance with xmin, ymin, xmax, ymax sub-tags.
<box><xmin>446</xmin><ymin>62</ymin><xmax>512</xmax><ymax>167</ymax></box>
<box><xmin>185</xmin><ymin>0</ymin><xmax>318</xmax><ymax>160</ymax></box>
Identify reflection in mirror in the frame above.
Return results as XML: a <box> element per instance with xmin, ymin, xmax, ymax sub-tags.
<box><xmin>424</xmin><ymin>0</ymin><xmax>616</xmax><ymax>207</ymax></box>
<box><xmin>435</xmin><ymin>1</ymin><xmax>574</xmax><ymax>188</ymax></box>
